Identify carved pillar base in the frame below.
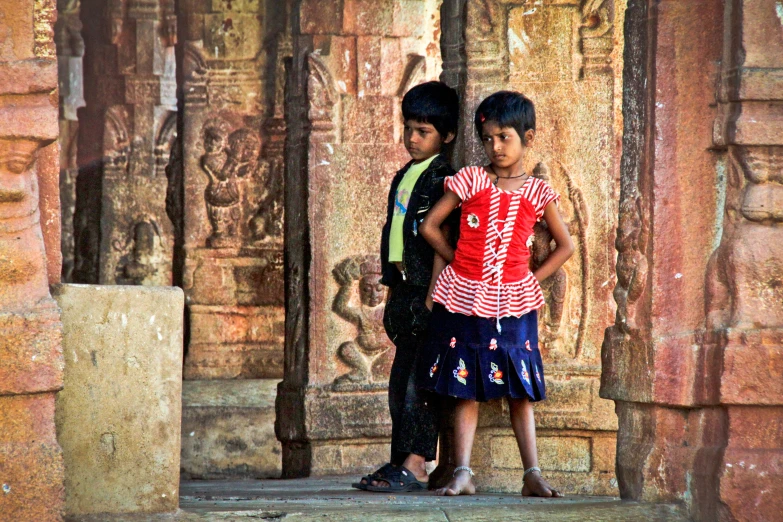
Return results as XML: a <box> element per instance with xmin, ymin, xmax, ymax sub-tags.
<box><xmin>277</xmin><ymin>386</ymin><xmax>391</xmax><ymax>477</ymax></box>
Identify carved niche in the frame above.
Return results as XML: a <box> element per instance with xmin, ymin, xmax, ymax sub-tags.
<box><xmin>331</xmin><ymin>255</ymin><xmax>393</xmax><ymax>390</ymax></box>
<box><xmin>112</xmin><ymin>218</ymin><xmax>169</xmax><ymax>286</ymax></box>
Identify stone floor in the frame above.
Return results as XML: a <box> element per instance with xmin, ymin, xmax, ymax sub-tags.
<box><xmin>66</xmin><ymin>476</ymin><xmax>688</xmax><ymax>521</ymax></box>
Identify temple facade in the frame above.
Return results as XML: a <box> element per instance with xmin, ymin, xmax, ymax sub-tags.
<box><xmin>0</xmin><ymin>1</ymin><xmax>780</xmax><ymax>521</ymax></box>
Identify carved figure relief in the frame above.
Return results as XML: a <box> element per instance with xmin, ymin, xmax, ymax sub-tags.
<box><xmin>706</xmin><ymin>146</ymin><xmax>783</xmax><ymax>330</ymax></box>
<box><xmin>331</xmin><ymin>255</ymin><xmax>392</xmax><ymax>389</ymax></box>
<box><xmin>613</xmin><ymin>195</ymin><xmax>648</xmax><ymax>334</ymax></box>
<box><xmin>113</xmin><ymin>219</ymin><xmax>169</xmax><ymax>285</ymax></box>
<box><xmin>201</xmin><ymin>121</ymin><xmax>268</xmax><ymax>248</ymax></box>
<box><xmin>0</xmin><ymin>138</ymin><xmax>51</xmax><ymax>306</ymax></box>
<box><xmin>530</xmin><ymin>162</ymin><xmax>590</xmax><ymax>357</ymax></box>
<box><xmin>249</xmin><ymin>154</ymin><xmax>281</xmax><ymax>243</ymax></box>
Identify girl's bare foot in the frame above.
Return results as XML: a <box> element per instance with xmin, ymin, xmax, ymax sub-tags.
<box><xmin>521</xmin><ymin>470</ymin><xmax>562</xmax><ymax>498</ymax></box>
<box><xmin>435</xmin><ymin>469</ymin><xmax>476</xmax><ymax>496</ymax></box>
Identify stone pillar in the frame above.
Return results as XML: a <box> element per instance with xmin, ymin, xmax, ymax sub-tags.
<box><xmin>438</xmin><ymin>0</ymin><xmax>624</xmax><ymax>494</ymax></box>
<box><xmin>179</xmin><ymin>0</ymin><xmax>289</xmax><ymax>380</ymax></box>
<box><xmin>0</xmin><ymin>1</ymin><xmax>65</xmax><ymax>520</ymax></box>
<box><xmin>602</xmin><ymin>1</ymin><xmax>782</xmax><ymax>520</ymax></box>
<box><xmin>277</xmin><ymin>0</ymin><xmax>443</xmax><ymax>476</ymax></box>
<box><xmin>56</xmin><ymin>0</ymin><xmax>86</xmax><ymax>283</ymax></box>
<box><xmin>75</xmin><ymin>0</ymin><xmax>177</xmax><ymax>286</ymax></box>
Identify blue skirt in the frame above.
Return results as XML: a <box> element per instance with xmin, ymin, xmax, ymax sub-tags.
<box><xmin>417</xmin><ymin>304</ymin><xmax>546</xmax><ymax>402</ymax></box>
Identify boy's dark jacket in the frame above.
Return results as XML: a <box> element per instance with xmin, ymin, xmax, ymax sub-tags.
<box><xmin>380</xmin><ymin>154</ymin><xmax>459</xmax><ymax>290</ymax></box>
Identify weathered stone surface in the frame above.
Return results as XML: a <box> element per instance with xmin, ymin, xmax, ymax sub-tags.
<box><xmin>0</xmin><ymin>1</ymin><xmax>64</xmax><ymax>520</ymax></box>
<box><xmin>73</xmin><ymin>0</ymin><xmax>177</xmax><ymax>286</ymax></box>
<box><xmin>278</xmin><ymin>0</ymin><xmax>442</xmax><ymax>477</ymax></box>
<box><xmin>0</xmin><ymin>394</ymin><xmax>65</xmax><ymax>522</ymax></box>
<box><xmin>179</xmin><ymin>0</ymin><xmax>289</xmax><ymax>380</ymax></box>
<box><xmin>601</xmin><ymin>1</ymin><xmax>783</xmax><ymax>521</ymax></box>
<box><xmin>181</xmin><ymin>379</ymin><xmax>282</xmax><ymax>479</ymax></box>
<box><xmin>53</xmin><ymin>284</ymin><xmax>184</xmax><ymax>516</ymax></box>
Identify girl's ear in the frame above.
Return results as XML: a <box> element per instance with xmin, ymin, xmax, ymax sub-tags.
<box><xmin>443</xmin><ymin>131</ymin><xmax>456</xmax><ymax>144</ymax></box>
<box><xmin>523</xmin><ymin>129</ymin><xmax>536</xmax><ymax>146</ymax></box>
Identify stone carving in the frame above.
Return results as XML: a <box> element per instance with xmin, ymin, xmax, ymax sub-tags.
<box><xmin>307</xmin><ymin>54</ymin><xmax>340</xmax><ymax>141</ymax></box>
<box><xmin>249</xmin><ymin>159</ymin><xmax>282</xmax><ymax>243</ymax></box>
<box><xmin>579</xmin><ymin>0</ymin><xmax>614</xmax><ymax>77</ymax></box>
<box><xmin>155</xmin><ymin>111</ymin><xmax>178</xmax><ymax>178</ymax></box>
<box><xmin>613</xmin><ymin>194</ymin><xmax>648</xmax><ymax>334</ymax></box>
<box><xmin>331</xmin><ymin>255</ymin><xmax>392</xmax><ymax>389</ymax></box>
<box><xmin>112</xmin><ymin>219</ymin><xmax>168</xmax><ymax>285</ymax></box>
<box><xmin>706</xmin><ymin>146</ymin><xmax>783</xmax><ymax>330</ymax></box>
<box><xmin>104</xmin><ymin>105</ymin><xmax>131</xmax><ymax>173</ymax></box>
<box><xmin>201</xmin><ymin>121</ymin><xmax>268</xmax><ymax>248</ymax></box>
<box><xmin>531</xmin><ymin>162</ymin><xmax>590</xmax><ymax>356</ymax></box>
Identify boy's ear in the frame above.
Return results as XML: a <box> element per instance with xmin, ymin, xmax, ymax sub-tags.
<box><xmin>523</xmin><ymin>129</ymin><xmax>536</xmax><ymax>146</ymax></box>
<box><xmin>443</xmin><ymin>131</ymin><xmax>456</xmax><ymax>144</ymax></box>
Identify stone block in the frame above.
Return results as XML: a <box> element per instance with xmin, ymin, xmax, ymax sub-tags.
<box><xmin>343</xmin><ymin>0</ymin><xmax>394</xmax><ymax>36</ymax></box>
<box><xmin>721</xmin><ymin>330</ymin><xmax>783</xmax><ymax>405</ymax></box>
<box><xmin>341</xmin><ymin>96</ymin><xmax>396</xmax><ymax>144</ymax></box>
<box><xmin>720</xmin><ymin>406</ymin><xmax>783</xmax><ymax>522</ymax></box>
<box><xmin>0</xmin><ymin>58</ymin><xmax>58</xmax><ymax>95</ymax></box>
<box><xmin>392</xmin><ymin>0</ymin><xmax>434</xmax><ymax>38</ymax></box>
<box><xmin>185</xmin><ymin>305</ymin><xmax>284</xmax><ymax>379</ymax></box>
<box><xmin>0</xmin><ymin>302</ymin><xmax>63</xmax><ymax>395</ymax></box>
<box><xmin>0</xmin><ymin>0</ymin><xmax>36</xmax><ymax>61</ymax></box>
<box><xmin>490</xmin><ymin>435</ymin><xmax>591</xmax><ymax>472</ymax></box>
<box><xmin>356</xmin><ymin>36</ymin><xmax>382</xmax><ymax>96</ymax></box>
<box><xmin>181</xmin><ymin>379</ymin><xmax>281</xmax><ymax>479</ymax></box>
<box><xmin>300</xmin><ymin>0</ymin><xmax>344</xmax><ymax>35</ymax></box>
<box><xmin>310</xmin><ymin>440</ymin><xmax>390</xmax><ymax>475</ymax></box>
<box><xmin>0</xmin><ymin>394</ymin><xmax>64</xmax><ymax>522</ymax></box>
<box><xmin>53</xmin><ymin>284</ymin><xmax>184</xmax><ymax>516</ymax></box>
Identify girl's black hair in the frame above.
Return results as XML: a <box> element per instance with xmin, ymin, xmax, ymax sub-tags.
<box><xmin>402</xmin><ymin>81</ymin><xmax>460</xmax><ymax>139</ymax></box>
<box><xmin>474</xmin><ymin>91</ymin><xmax>536</xmax><ymax>142</ymax></box>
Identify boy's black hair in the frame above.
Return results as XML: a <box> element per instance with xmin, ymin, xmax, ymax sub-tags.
<box><xmin>474</xmin><ymin>91</ymin><xmax>536</xmax><ymax>143</ymax></box>
<box><xmin>401</xmin><ymin>81</ymin><xmax>460</xmax><ymax>139</ymax></box>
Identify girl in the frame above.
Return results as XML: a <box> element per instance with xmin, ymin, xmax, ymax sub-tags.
<box><xmin>419</xmin><ymin>91</ymin><xmax>573</xmax><ymax>497</ymax></box>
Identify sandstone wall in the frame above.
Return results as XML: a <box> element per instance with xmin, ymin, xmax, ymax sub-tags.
<box><xmin>601</xmin><ymin>1</ymin><xmax>783</xmax><ymax>520</ymax></box>
<box><xmin>0</xmin><ymin>1</ymin><xmax>65</xmax><ymax>521</ymax></box>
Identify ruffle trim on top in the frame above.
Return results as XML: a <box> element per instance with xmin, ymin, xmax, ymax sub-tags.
<box><xmin>432</xmin><ymin>265</ymin><xmax>546</xmax><ymax>319</ymax></box>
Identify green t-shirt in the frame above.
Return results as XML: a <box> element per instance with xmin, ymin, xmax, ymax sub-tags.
<box><xmin>388</xmin><ymin>154</ymin><xmax>438</xmax><ymax>263</ymax></box>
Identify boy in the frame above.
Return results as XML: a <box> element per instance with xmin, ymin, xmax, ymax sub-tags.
<box><xmin>353</xmin><ymin>81</ymin><xmax>460</xmax><ymax>492</ymax></box>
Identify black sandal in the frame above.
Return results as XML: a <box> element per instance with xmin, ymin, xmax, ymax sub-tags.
<box><xmin>364</xmin><ymin>466</ymin><xmax>428</xmax><ymax>492</ymax></box>
<box><xmin>351</xmin><ymin>462</ymin><xmax>395</xmax><ymax>491</ymax></box>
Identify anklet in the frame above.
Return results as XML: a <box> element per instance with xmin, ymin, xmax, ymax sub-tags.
<box><xmin>453</xmin><ymin>466</ymin><xmax>474</xmax><ymax>477</ymax></box>
<box><xmin>523</xmin><ymin>466</ymin><xmax>541</xmax><ymax>478</ymax></box>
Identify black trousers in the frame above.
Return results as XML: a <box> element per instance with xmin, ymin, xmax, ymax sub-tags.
<box><xmin>383</xmin><ymin>283</ymin><xmax>438</xmax><ymax>463</ymax></box>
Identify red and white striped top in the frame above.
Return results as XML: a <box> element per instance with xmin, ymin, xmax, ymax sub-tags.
<box><xmin>432</xmin><ymin>166</ymin><xmax>560</xmax><ymax>325</ymax></box>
